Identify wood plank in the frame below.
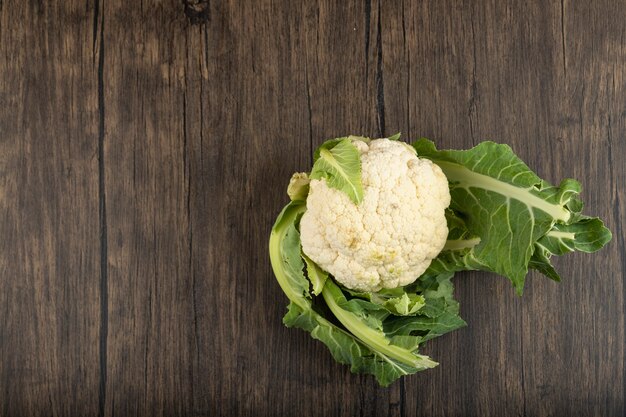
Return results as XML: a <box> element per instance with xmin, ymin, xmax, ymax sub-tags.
<box><xmin>101</xmin><ymin>1</ymin><xmax>193</xmax><ymax>415</ymax></box>
<box><xmin>521</xmin><ymin>1</ymin><xmax>625</xmax><ymax>415</ymax></box>
<box><xmin>0</xmin><ymin>2</ymin><xmax>101</xmax><ymax>416</ymax></box>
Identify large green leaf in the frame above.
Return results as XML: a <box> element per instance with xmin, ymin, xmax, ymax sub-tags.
<box><xmin>413</xmin><ymin>139</ymin><xmax>599</xmax><ymax>294</ymax></box>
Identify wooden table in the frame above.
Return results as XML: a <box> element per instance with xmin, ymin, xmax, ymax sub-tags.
<box><xmin>1</xmin><ymin>1</ymin><xmax>624</xmax><ymax>416</ymax></box>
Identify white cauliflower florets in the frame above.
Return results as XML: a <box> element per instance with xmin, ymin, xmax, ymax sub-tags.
<box><xmin>300</xmin><ymin>138</ymin><xmax>451</xmax><ymax>292</ymax></box>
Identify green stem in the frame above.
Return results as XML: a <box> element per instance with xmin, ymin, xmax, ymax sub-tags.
<box><xmin>437</xmin><ymin>161</ymin><xmax>571</xmax><ymax>222</ymax></box>
<box><xmin>443</xmin><ymin>237</ymin><xmax>481</xmax><ymax>251</ymax></box>
<box><xmin>268</xmin><ymin>202</ymin><xmax>310</xmax><ymax>310</ymax></box>
<box><xmin>545</xmin><ymin>230</ymin><xmax>576</xmax><ymax>240</ymax></box>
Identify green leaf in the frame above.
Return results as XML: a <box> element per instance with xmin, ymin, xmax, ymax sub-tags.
<box><xmin>380</xmin><ymin>293</ymin><xmax>425</xmax><ymax>316</ymax></box>
<box><xmin>388</xmin><ymin>335</ymin><xmax>421</xmax><ymax>351</ymax></box>
<box><xmin>336</xmin><ymin>296</ymin><xmax>388</xmax><ymax>331</ymax></box>
<box><xmin>302</xmin><ymin>253</ymin><xmax>328</xmax><ymax>295</ymax></box>
<box><xmin>528</xmin><ymin>246</ymin><xmax>562</xmax><ymax>282</ymax></box>
<box><xmin>309</xmin><ymin>321</ymin><xmax>420</xmax><ymax>386</ymax></box>
<box><xmin>313</xmin><ymin>137</ymin><xmax>346</xmax><ymax>162</ymax></box>
<box><xmin>387</xmin><ymin>132</ymin><xmax>402</xmax><ymax>141</ymax></box>
<box><xmin>528</xmin><ymin>217</ymin><xmax>611</xmax><ymax>281</ymax></box>
<box><xmin>313</xmin><ymin>136</ymin><xmax>369</xmax><ymax>162</ymax></box>
<box><xmin>385</xmin><ymin>273</ymin><xmax>467</xmax><ymax>343</ymax></box>
<box><xmin>537</xmin><ymin>217</ymin><xmax>612</xmax><ymax>255</ymax></box>
<box><xmin>283</xmin><ymin>301</ymin><xmax>318</xmax><ymax>331</ymax></box>
<box><xmin>385</xmin><ymin>312</ymin><xmax>467</xmax><ymax>343</ymax></box>
<box><xmin>310</xmin><ymin>138</ymin><xmax>364</xmax><ymax>204</ymax></box>
<box><xmin>419</xmin><ymin>297</ymin><xmax>447</xmax><ymax>318</ymax></box>
<box><xmin>282</xmin><ymin>215</ymin><xmax>310</xmax><ymax>300</ymax></box>
<box><xmin>413</xmin><ymin>139</ymin><xmax>603</xmax><ymax>294</ymax></box>
<box><xmin>343</xmin><ymin>287</ymin><xmax>426</xmax><ymax>316</ymax></box>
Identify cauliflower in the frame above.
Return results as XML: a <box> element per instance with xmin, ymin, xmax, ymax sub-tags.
<box><xmin>270</xmin><ymin>134</ymin><xmax>612</xmax><ymax>385</ymax></box>
<box><xmin>300</xmin><ymin>138</ymin><xmax>451</xmax><ymax>292</ymax></box>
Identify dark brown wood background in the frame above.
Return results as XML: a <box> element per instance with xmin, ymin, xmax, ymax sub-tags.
<box><xmin>1</xmin><ymin>1</ymin><xmax>624</xmax><ymax>416</ymax></box>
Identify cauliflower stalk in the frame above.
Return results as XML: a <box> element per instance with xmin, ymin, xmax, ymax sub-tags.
<box><xmin>300</xmin><ymin>137</ymin><xmax>451</xmax><ymax>292</ymax></box>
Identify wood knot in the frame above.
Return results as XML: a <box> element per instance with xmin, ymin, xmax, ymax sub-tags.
<box><xmin>183</xmin><ymin>0</ymin><xmax>210</xmax><ymax>25</ymax></box>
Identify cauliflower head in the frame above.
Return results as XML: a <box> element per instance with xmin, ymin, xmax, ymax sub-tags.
<box><xmin>300</xmin><ymin>138</ymin><xmax>451</xmax><ymax>292</ymax></box>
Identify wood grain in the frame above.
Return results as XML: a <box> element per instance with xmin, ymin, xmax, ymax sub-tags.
<box><xmin>0</xmin><ymin>1</ymin><xmax>101</xmax><ymax>416</ymax></box>
<box><xmin>0</xmin><ymin>1</ymin><xmax>624</xmax><ymax>416</ymax></box>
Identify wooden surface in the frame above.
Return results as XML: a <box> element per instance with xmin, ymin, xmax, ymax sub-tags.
<box><xmin>0</xmin><ymin>1</ymin><xmax>624</xmax><ymax>416</ymax></box>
